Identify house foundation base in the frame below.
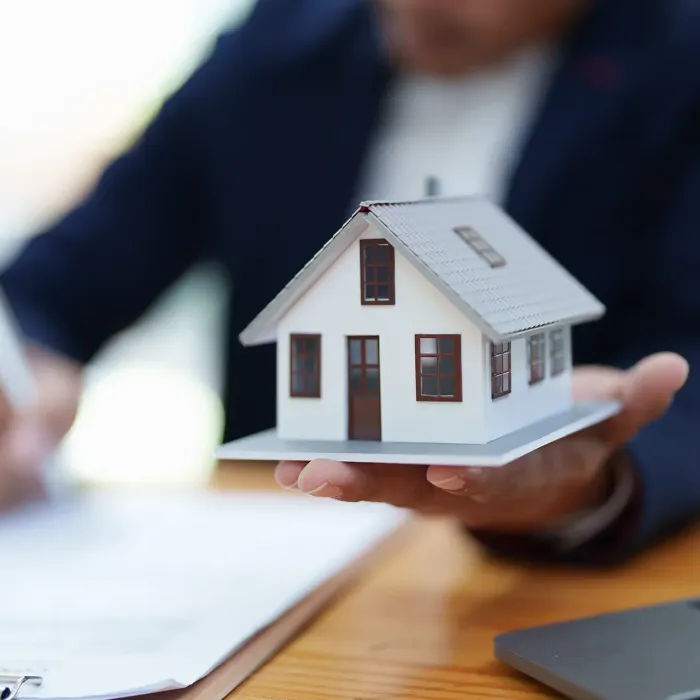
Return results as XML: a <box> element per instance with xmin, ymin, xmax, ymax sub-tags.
<box><xmin>216</xmin><ymin>400</ymin><xmax>621</xmax><ymax>468</ymax></box>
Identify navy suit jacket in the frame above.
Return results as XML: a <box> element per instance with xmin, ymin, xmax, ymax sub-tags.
<box><xmin>3</xmin><ymin>0</ymin><xmax>700</xmax><ymax>563</ymax></box>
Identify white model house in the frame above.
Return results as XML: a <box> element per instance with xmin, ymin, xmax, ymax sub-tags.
<box><xmin>237</xmin><ymin>197</ymin><xmax>607</xmax><ymax>448</ymax></box>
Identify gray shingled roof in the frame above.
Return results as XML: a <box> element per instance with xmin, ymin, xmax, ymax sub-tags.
<box><xmin>239</xmin><ymin>196</ymin><xmax>604</xmax><ymax>345</ymax></box>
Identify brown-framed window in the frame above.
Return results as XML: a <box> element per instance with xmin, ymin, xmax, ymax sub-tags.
<box><xmin>491</xmin><ymin>342</ymin><xmax>511</xmax><ymax>399</ymax></box>
<box><xmin>414</xmin><ymin>335</ymin><xmax>462</xmax><ymax>402</ymax></box>
<box><xmin>289</xmin><ymin>334</ymin><xmax>321</xmax><ymax>397</ymax></box>
<box><xmin>527</xmin><ymin>333</ymin><xmax>546</xmax><ymax>385</ymax></box>
<box><xmin>454</xmin><ymin>226</ymin><xmax>506</xmax><ymax>268</ymax></box>
<box><xmin>550</xmin><ymin>329</ymin><xmax>566</xmax><ymax>376</ymax></box>
<box><xmin>360</xmin><ymin>239</ymin><xmax>395</xmax><ymax>305</ymax></box>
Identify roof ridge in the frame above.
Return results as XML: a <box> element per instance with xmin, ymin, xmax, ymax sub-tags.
<box><xmin>239</xmin><ymin>197</ymin><xmax>605</xmax><ymax>347</ymax></box>
<box><xmin>359</xmin><ymin>194</ymin><xmax>488</xmax><ymax>210</ymax></box>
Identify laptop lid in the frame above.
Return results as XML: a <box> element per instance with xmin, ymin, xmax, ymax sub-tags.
<box><xmin>494</xmin><ymin>598</ymin><xmax>700</xmax><ymax>700</ymax></box>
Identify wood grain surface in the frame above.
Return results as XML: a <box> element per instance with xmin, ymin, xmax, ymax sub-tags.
<box><xmin>213</xmin><ymin>461</ymin><xmax>700</xmax><ymax>699</ymax></box>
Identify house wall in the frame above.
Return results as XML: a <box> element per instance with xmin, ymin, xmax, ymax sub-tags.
<box><xmin>482</xmin><ymin>325</ymin><xmax>573</xmax><ymax>442</ymax></box>
<box><xmin>276</xmin><ymin>227</ymin><xmax>487</xmax><ymax>444</ymax></box>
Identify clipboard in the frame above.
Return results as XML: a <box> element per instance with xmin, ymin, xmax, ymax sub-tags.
<box><xmin>153</xmin><ymin>519</ymin><xmax>415</xmax><ymax>700</ymax></box>
<box><xmin>3</xmin><ymin>519</ymin><xmax>415</xmax><ymax>700</ymax></box>
<box><xmin>1</xmin><ymin>676</ymin><xmax>42</xmax><ymax>700</ymax></box>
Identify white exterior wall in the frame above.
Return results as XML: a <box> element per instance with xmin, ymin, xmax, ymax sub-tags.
<box><xmin>276</xmin><ymin>227</ymin><xmax>486</xmax><ymax>444</ymax></box>
<box><xmin>482</xmin><ymin>325</ymin><xmax>573</xmax><ymax>442</ymax></box>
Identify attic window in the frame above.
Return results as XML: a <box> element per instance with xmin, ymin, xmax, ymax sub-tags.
<box><xmin>454</xmin><ymin>227</ymin><xmax>506</xmax><ymax>268</ymax></box>
<box><xmin>360</xmin><ymin>239</ymin><xmax>395</xmax><ymax>305</ymax></box>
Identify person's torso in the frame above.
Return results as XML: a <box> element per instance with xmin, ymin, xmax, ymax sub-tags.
<box><xmin>193</xmin><ymin>0</ymin><xmax>700</xmax><ymax>440</ymax></box>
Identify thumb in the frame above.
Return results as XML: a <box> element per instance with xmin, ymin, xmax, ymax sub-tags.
<box><xmin>600</xmin><ymin>352</ymin><xmax>689</xmax><ymax>445</ymax></box>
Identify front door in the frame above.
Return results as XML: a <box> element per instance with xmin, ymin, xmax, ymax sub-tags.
<box><xmin>347</xmin><ymin>336</ymin><xmax>381</xmax><ymax>441</ymax></box>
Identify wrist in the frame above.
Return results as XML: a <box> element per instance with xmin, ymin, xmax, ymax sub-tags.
<box><xmin>573</xmin><ymin>450</ymin><xmax>619</xmax><ymax>512</ymax></box>
<box><xmin>535</xmin><ymin>449</ymin><xmax>637</xmax><ymax>551</ymax></box>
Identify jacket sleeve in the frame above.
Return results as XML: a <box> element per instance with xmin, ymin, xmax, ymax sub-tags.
<box><xmin>471</xmin><ymin>119</ymin><xmax>700</xmax><ymax>567</ymax></box>
<box><xmin>0</xmin><ymin>26</ymin><xmax>252</xmax><ymax>364</ymax></box>
<box><xmin>599</xmin><ymin>136</ymin><xmax>700</xmax><ymax>561</ymax></box>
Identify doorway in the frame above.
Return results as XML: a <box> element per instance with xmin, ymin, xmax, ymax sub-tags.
<box><xmin>347</xmin><ymin>336</ymin><xmax>382</xmax><ymax>441</ymax></box>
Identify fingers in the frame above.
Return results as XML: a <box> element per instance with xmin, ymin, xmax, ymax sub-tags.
<box><xmin>428</xmin><ymin>435</ymin><xmax>609</xmax><ymax>527</ymax></box>
<box><xmin>571</xmin><ymin>364</ymin><xmax>626</xmax><ymax>402</ymax></box>
<box><xmin>275</xmin><ymin>461</ymin><xmax>306</xmax><ymax>489</ymax></box>
<box><xmin>426</xmin><ymin>460</ymin><xmax>533</xmax><ymax>502</ymax></box>
<box><xmin>276</xmin><ymin>458</ymin><xmax>525</xmax><ymax>510</ymax></box>
<box><xmin>1</xmin><ymin>418</ymin><xmax>54</xmax><ymax>475</ymax></box>
<box><xmin>0</xmin><ymin>348</ymin><xmax>79</xmax><ymax>512</ymax></box>
<box><xmin>0</xmin><ymin>417</ymin><xmax>50</xmax><ymax>510</ymax></box>
<box><xmin>597</xmin><ymin>352</ymin><xmax>689</xmax><ymax>445</ymax></box>
<box><xmin>0</xmin><ymin>388</ymin><xmax>11</xmax><ymax>436</ymax></box>
<box><xmin>273</xmin><ymin>352</ymin><xmax>688</xmax><ymax>531</ymax></box>
<box><xmin>276</xmin><ymin>459</ymin><xmax>442</xmax><ymax>511</ymax></box>
<box><xmin>275</xmin><ymin>437</ymin><xmax>609</xmax><ymax>531</ymax></box>
<box><xmin>276</xmin><ymin>458</ymin><xmax>499</xmax><ymax>516</ymax></box>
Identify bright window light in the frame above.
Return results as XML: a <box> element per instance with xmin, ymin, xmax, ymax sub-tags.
<box><xmin>59</xmin><ymin>364</ymin><xmax>224</xmax><ymax>486</ymax></box>
<box><xmin>0</xmin><ymin>0</ymin><xmax>252</xmax><ymax>236</ymax></box>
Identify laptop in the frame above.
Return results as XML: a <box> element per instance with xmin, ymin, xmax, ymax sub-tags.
<box><xmin>494</xmin><ymin>598</ymin><xmax>700</xmax><ymax>700</ymax></box>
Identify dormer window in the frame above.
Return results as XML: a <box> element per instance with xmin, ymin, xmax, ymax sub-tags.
<box><xmin>360</xmin><ymin>239</ymin><xmax>395</xmax><ymax>305</ymax></box>
<box><xmin>454</xmin><ymin>227</ymin><xmax>506</xmax><ymax>268</ymax></box>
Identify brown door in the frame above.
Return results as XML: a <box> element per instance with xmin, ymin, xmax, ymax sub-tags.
<box><xmin>347</xmin><ymin>336</ymin><xmax>381</xmax><ymax>441</ymax></box>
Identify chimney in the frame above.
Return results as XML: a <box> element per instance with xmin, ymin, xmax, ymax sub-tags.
<box><xmin>424</xmin><ymin>176</ymin><xmax>440</xmax><ymax>198</ymax></box>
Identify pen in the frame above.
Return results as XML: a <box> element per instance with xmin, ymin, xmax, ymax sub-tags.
<box><xmin>0</xmin><ymin>286</ymin><xmax>37</xmax><ymax>409</ymax></box>
<box><xmin>0</xmin><ymin>674</ymin><xmax>43</xmax><ymax>700</ymax></box>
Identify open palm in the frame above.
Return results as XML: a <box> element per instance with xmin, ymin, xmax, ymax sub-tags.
<box><xmin>275</xmin><ymin>352</ymin><xmax>688</xmax><ymax>533</ymax></box>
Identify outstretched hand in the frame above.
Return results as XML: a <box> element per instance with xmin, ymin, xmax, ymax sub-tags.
<box><xmin>275</xmin><ymin>352</ymin><xmax>688</xmax><ymax>533</ymax></box>
<box><xmin>0</xmin><ymin>347</ymin><xmax>81</xmax><ymax>511</ymax></box>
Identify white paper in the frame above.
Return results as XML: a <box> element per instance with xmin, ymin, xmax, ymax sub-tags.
<box><xmin>0</xmin><ymin>489</ymin><xmax>407</xmax><ymax>700</ymax></box>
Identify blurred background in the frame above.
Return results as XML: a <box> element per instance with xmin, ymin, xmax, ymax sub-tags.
<box><xmin>0</xmin><ymin>0</ymin><xmax>254</xmax><ymax>486</ymax></box>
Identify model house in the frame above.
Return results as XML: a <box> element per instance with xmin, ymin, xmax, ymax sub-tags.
<box><xmin>235</xmin><ymin>197</ymin><xmax>609</xmax><ymax>450</ymax></box>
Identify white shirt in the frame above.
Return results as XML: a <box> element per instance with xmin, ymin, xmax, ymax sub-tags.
<box><xmin>356</xmin><ymin>44</ymin><xmax>558</xmax><ymax>204</ymax></box>
<box><xmin>356</xmin><ymin>44</ymin><xmax>634</xmax><ymax>549</ymax></box>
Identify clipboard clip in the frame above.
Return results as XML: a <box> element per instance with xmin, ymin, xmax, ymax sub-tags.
<box><xmin>0</xmin><ymin>674</ymin><xmax>43</xmax><ymax>700</ymax></box>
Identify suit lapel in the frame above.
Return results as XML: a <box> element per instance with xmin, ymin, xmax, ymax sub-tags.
<box><xmin>504</xmin><ymin>0</ymin><xmax>660</xmax><ymax>237</ymax></box>
<box><xmin>321</xmin><ymin>0</ymin><xmax>662</xmax><ymax>245</ymax></box>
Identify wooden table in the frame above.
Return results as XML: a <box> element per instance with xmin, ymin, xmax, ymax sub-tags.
<box><xmin>213</xmin><ymin>462</ymin><xmax>700</xmax><ymax>699</ymax></box>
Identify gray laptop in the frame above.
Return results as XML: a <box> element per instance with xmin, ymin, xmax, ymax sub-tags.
<box><xmin>494</xmin><ymin>598</ymin><xmax>700</xmax><ymax>700</ymax></box>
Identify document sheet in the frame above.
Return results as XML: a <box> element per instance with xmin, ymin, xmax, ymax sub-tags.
<box><xmin>0</xmin><ymin>489</ymin><xmax>407</xmax><ymax>700</ymax></box>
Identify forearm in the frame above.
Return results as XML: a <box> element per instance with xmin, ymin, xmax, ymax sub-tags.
<box><xmin>0</xmin><ymin>24</ymin><xmax>229</xmax><ymax>366</ymax></box>
<box><xmin>468</xmin><ymin>449</ymin><xmax>644</xmax><ymax>567</ymax></box>
<box><xmin>469</xmin><ymin>349</ymin><xmax>700</xmax><ymax>566</ymax></box>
